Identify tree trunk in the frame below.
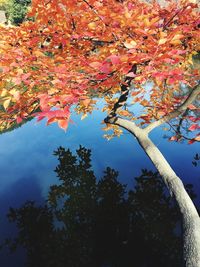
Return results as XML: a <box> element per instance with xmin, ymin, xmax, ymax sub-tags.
<box><xmin>115</xmin><ymin>118</ymin><xmax>200</xmax><ymax>267</ymax></box>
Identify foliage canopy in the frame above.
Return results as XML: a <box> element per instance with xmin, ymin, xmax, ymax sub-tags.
<box><xmin>0</xmin><ymin>0</ymin><xmax>199</xmax><ymax>142</ymax></box>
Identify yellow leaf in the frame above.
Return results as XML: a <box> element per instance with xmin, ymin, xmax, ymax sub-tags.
<box><xmin>170</xmin><ymin>34</ymin><xmax>184</xmax><ymax>45</ymax></box>
<box><xmin>159</xmin><ymin>31</ymin><xmax>167</xmax><ymax>39</ymax></box>
<box><xmin>150</xmin><ymin>17</ymin><xmax>160</xmax><ymax>25</ymax></box>
<box><xmin>102</xmin><ymin>125</ymin><xmax>113</xmax><ymax>131</ymax></box>
<box><xmin>188</xmin><ymin>0</ymin><xmax>197</xmax><ymax>3</ymax></box>
<box><xmin>195</xmin><ymin>136</ymin><xmax>200</xmax><ymax>141</ymax></box>
<box><xmin>158</xmin><ymin>38</ymin><xmax>167</xmax><ymax>45</ymax></box>
<box><xmin>10</xmin><ymin>89</ymin><xmax>20</xmax><ymax>100</ymax></box>
<box><xmin>192</xmin><ymin>51</ymin><xmax>198</xmax><ymax>55</ymax></box>
<box><xmin>187</xmin><ymin>54</ymin><xmax>193</xmax><ymax>65</ymax></box>
<box><xmin>170</xmin><ymin>39</ymin><xmax>182</xmax><ymax>45</ymax></box>
<box><xmin>125</xmin><ymin>11</ymin><xmax>131</xmax><ymax>18</ymax></box>
<box><xmin>34</xmin><ymin>50</ymin><xmax>45</xmax><ymax>57</ymax></box>
<box><xmin>171</xmin><ymin>34</ymin><xmax>184</xmax><ymax>41</ymax></box>
<box><xmin>124</xmin><ymin>40</ymin><xmax>137</xmax><ymax>49</ymax></box>
<box><xmin>1</xmin><ymin>89</ymin><xmax>7</xmax><ymax>97</ymax></box>
<box><xmin>144</xmin><ymin>18</ymin><xmax>150</xmax><ymax>27</ymax></box>
<box><xmin>9</xmin><ymin>89</ymin><xmax>18</xmax><ymax>95</ymax></box>
<box><xmin>88</xmin><ymin>22</ymin><xmax>96</xmax><ymax>30</ymax></box>
<box><xmin>120</xmin><ymin>55</ymin><xmax>129</xmax><ymax>62</ymax></box>
<box><xmin>103</xmin><ymin>134</ymin><xmax>113</xmax><ymax>141</ymax></box>
<box><xmin>3</xmin><ymin>97</ymin><xmax>11</xmax><ymax>109</ymax></box>
<box><xmin>135</xmin><ymin>76</ymin><xmax>142</xmax><ymax>81</ymax></box>
<box><xmin>17</xmin><ymin>69</ymin><xmax>23</xmax><ymax>75</ymax></box>
<box><xmin>48</xmin><ymin>88</ymin><xmax>59</xmax><ymax>95</ymax></box>
<box><xmin>81</xmin><ymin>113</ymin><xmax>88</xmax><ymax>120</ymax></box>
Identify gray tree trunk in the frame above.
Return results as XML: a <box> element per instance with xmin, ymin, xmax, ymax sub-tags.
<box><xmin>115</xmin><ymin>118</ymin><xmax>200</xmax><ymax>267</ymax></box>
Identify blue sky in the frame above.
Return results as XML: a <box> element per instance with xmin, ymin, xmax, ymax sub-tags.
<box><xmin>0</xmin><ymin>105</ymin><xmax>199</xmax><ymax>199</ymax></box>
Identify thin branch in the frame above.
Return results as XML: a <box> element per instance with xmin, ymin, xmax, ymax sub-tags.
<box><xmin>163</xmin><ymin>7</ymin><xmax>186</xmax><ymax>30</ymax></box>
<box><xmin>82</xmin><ymin>36</ymin><xmax>114</xmax><ymax>45</ymax></box>
<box><xmin>82</xmin><ymin>0</ymin><xmax>108</xmax><ymax>26</ymax></box>
<box><xmin>176</xmin><ymin>108</ymin><xmax>189</xmax><ymax>138</ymax></box>
<box><xmin>70</xmin><ymin>15</ymin><xmax>76</xmax><ymax>30</ymax></box>
<box><xmin>145</xmin><ymin>83</ymin><xmax>200</xmax><ymax>133</ymax></box>
<box><xmin>82</xmin><ymin>0</ymin><xmax>94</xmax><ymax>10</ymax></box>
<box><xmin>166</xmin><ymin>120</ymin><xmax>200</xmax><ymax>142</ymax></box>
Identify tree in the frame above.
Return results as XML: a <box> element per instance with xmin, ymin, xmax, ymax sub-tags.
<box><xmin>3</xmin><ymin>146</ymin><xmax>196</xmax><ymax>267</ymax></box>
<box><xmin>8</xmin><ymin>0</ymin><xmax>31</xmax><ymax>26</ymax></box>
<box><xmin>0</xmin><ymin>0</ymin><xmax>199</xmax><ymax>265</ymax></box>
<box><xmin>0</xmin><ymin>0</ymin><xmax>12</xmax><ymax>11</ymax></box>
<box><xmin>0</xmin><ymin>0</ymin><xmax>31</xmax><ymax>25</ymax></box>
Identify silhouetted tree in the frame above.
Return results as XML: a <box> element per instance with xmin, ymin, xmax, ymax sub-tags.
<box><xmin>48</xmin><ymin>146</ymin><xmax>97</xmax><ymax>267</ymax></box>
<box><xmin>95</xmin><ymin>167</ymin><xmax>128</xmax><ymax>267</ymax></box>
<box><xmin>127</xmin><ymin>170</ymin><xmax>181</xmax><ymax>267</ymax></box>
<box><xmin>5</xmin><ymin>201</ymin><xmax>56</xmax><ymax>267</ymax></box>
<box><xmin>2</xmin><ymin>147</ymin><xmax>198</xmax><ymax>267</ymax></box>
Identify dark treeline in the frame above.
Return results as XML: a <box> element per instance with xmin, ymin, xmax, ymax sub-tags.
<box><xmin>1</xmin><ymin>146</ymin><xmax>198</xmax><ymax>267</ymax></box>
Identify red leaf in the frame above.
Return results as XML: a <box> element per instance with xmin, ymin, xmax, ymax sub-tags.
<box><xmin>96</xmin><ymin>73</ymin><xmax>108</xmax><ymax>80</ymax></box>
<box><xmin>188</xmin><ymin>139</ymin><xmax>195</xmax><ymax>144</ymax></box>
<box><xmin>38</xmin><ymin>94</ymin><xmax>50</xmax><ymax>111</ymax></box>
<box><xmin>16</xmin><ymin>116</ymin><xmax>23</xmax><ymax>124</ymax></box>
<box><xmin>106</xmin><ymin>55</ymin><xmax>120</xmax><ymax>65</ymax></box>
<box><xmin>188</xmin><ymin>124</ymin><xmax>199</xmax><ymax>131</ymax></box>
<box><xmin>188</xmin><ymin>116</ymin><xmax>199</xmax><ymax>122</ymax></box>
<box><xmin>21</xmin><ymin>73</ymin><xmax>31</xmax><ymax>81</ymax></box>
<box><xmin>2</xmin><ymin>66</ymin><xmax>10</xmax><ymax>73</ymax></box>
<box><xmin>100</xmin><ymin>63</ymin><xmax>112</xmax><ymax>74</ymax></box>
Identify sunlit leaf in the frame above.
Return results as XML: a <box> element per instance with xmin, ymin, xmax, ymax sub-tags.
<box><xmin>3</xmin><ymin>97</ymin><xmax>11</xmax><ymax>109</ymax></box>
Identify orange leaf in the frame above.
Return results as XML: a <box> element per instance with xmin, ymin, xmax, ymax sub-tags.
<box><xmin>58</xmin><ymin>119</ymin><xmax>69</xmax><ymax>131</ymax></box>
<box><xmin>118</xmin><ymin>110</ymin><xmax>131</xmax><ymax>116</ymax></box>
<box><xmin>170</xmin><ymin>136</ymin><xmax>178</xmax><ymax>141</ymax></box>
<box><xmin>188</xmin><ymin>104</ymin><xmax>197</xmax><ymax>110</ymax></box>
<box><xmin>195</xmin><ymin>136</ymin><xmax>200</xmax><ymax>141</ymax></box>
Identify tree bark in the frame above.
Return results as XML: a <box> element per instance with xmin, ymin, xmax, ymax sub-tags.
<box><xmin>114</xmin><ymin>117</ymin><xmax>200</xmax><ymax>267</ymax></box>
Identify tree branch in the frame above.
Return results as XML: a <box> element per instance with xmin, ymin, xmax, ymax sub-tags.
<box><xmin>176</xmin><ymin>108</ymin><xmax>189</xmax><ymax>139</ymax></box>
<box><xmin>145</xmin><ymin>83</ymin><xmax>200</xmax><ymax>133</ymax></box>
<box><xmin>104</xmin><ymin>64</ymin><xmax>137</xmax><ymax>124</ymax></box>
<box><xmin>163</xmin><ymin>7</ymin><xmax>186</xmax><ymax>30</ymax></box>
<box><xmin>113</xmin><ymin>117</ymin><xmax>143</xmax><ymax>136</ymax></box>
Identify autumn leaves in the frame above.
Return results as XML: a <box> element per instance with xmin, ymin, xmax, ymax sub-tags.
<box><xmin>0</xmin><ymin>0</ymin><xmax>199</xmax><ymax>137</ymax></box>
